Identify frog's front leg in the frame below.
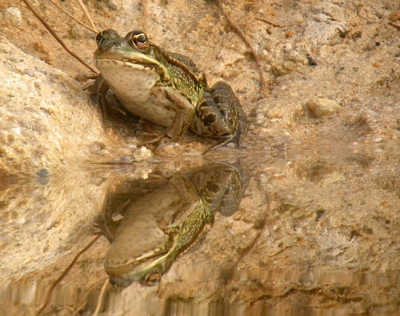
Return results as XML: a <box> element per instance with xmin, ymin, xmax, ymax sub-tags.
<box><xmin>191</xmin><ymin>82</ymin><xmax>247</xmax><ymax>147</ymax></box>
<box><xmin>163</xmin><ymin>88</ymin><xmax>195</xmax><ymax>142</ymax></box>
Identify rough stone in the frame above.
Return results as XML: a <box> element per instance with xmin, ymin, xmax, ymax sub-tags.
<box><xmin>305</xmin><ymin>98</ymin><xmax>342</xmax><ymax>118</ymax></box>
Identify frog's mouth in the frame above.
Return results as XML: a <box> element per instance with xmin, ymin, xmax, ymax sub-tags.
<box><xmin>94</xmin><ymin>55</ymin><xmax>170</xmax><ymax>82</ymax></box>
<box><xmin>95</xmin><ymin>55</ymin><xmax>157</xmax><ymax>68</ymax></box>
<box><xmin>109</xmin><ymin>252</ymin><xmax>174</xmax><ymax>287</ymax></box>
<box><xmin>103</xmin><ymin>209</ymin><xmax>177</xmax><ymax>287</ymax></box>
<box><xmin>105</xmin><ymin>232</ymin><xmax>178</xmax><ymax>287</ymax></box>
<box><xmin>104</xmin><ymin>199</ymin><xmax>209</xmax><ymax>287</ymax></box>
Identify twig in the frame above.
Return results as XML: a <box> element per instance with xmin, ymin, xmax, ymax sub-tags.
<box><xmin>72</xmin><ymin>278</ymin><xmax>107</xmax><ymax>315</ymax></box>
<box><xmin>255</xmin><ymin>17</ymin><xmax>284</xmax><ymax>28</ymax></box>
<box><xmin>35</xmin><ymin>235</ymin><xmax>101</xmax><ymax>316</ymax></box>
<box><xmin>49</xmin><ymin>0</ymin><xmax>97</xmax><ymax>33</ymax></box>
<box><xmin>142</xmin><ymin>0</ymin><xmax>148</xmax><ymax>33</ymax></box>
<box><xmin>213</xmin><ymin>0</ymin><xmax>268</xmax><ymax>97</ymax></box>
<box><xmin>92</xmin><ymin>278</ymin><xmax>109</xmax><ymax>316</ymax></box>
<box><xmin>388</xmin><ymin>22</ymin><xmax>400</xmax><ymax>30</ymax></box>
<box><xmin>22</xmin><ymin>0</ymin><xmax>99</xmax><ymax>74</ymax></box>
<box><xmin>76</xmin><ymin>0</ymin><xmax>98</xmax><ymax>33</ymax></box>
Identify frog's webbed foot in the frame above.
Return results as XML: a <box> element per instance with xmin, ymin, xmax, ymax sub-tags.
<box><xmin>202</xmin><ymin>136</ymin><xmax>236</xmax><ymax>154</ymax></box>
<box><xmin>140</xmin><ymin>132</ymin><xmax>167</xmax><ymax>145</ymax></box>
<box><xmin>192</xmin><ymin>81</ymin><xmax>247</xmax><ymax>151</ymax></box>
<box><xmin>139</xmin><ymin>88</ymin><xmax>195</xmax><ymax>146</ymax></box>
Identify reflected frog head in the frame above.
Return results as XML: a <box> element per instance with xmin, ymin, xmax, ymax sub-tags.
<box><xmin>97</xmin><ymin>162</ymin><xmax>250</xmax><ymax>287</ymax></box>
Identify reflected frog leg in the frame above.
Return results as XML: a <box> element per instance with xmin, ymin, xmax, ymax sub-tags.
<box><xmin>104</xmin><ymin>212</ymin><xmax>171</xmax><ymax>286</ymax></box>
<box><xmin>112</xmin><ymin>200</ymin><xmax>212</xmax><ymax>287</ymax></box>
<box><xmin>99</xmin><ymin>162</ymin><xmax>250</xmax><ymax>287</ymax></box>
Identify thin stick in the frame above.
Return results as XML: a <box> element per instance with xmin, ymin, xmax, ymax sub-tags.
<box><xmin>35</xmin><ymin>235</ymin><xmax>101</xmax><ymax>316</ymax></box>
<box><xmin>71</xmin><ymin>278</ymin><xmax>108</xmax><ymax>316</ymax></box>
<box><xmin>49</xmin><ymin>0</ymin><xmax>97</xmax><ymax>33</ymax></box>
<box><xmin>214</xmin><ymin>0</ymin><xmax>268</xmax><ymax>97</ymax></box>
<box><xmin>388</xmin><ymin>22</ymin><xmax>400</xmax><ymax>30</ymax></box>
<box><xmin>22</xmin><ymin>0</ymin><xmax>99</xmax><ymax>74</ymax></box>
<box><xmin>255</xmin><ymin>17</ymin><xmax>284</xmax><ymax>28</ymax></box>
<box><xmin>76</xmin><ymin>0</ymin><xmax>98</xmax><ymax>33</ymax></box>
<box><xmin>92</xmin><ymin>278</ymin><xmax>109</xmax><ymax>316</ymax></box>
<box><xmin>142</xmin><ymin>0</ymin><xmax>148</xmax><ymax>33</ymax></box>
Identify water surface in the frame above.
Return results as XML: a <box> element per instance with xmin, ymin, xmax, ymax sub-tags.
<box><xmin>1</xmin><ymin>138</ymin><xmax>399</xmax><ymax>316</ymax></box>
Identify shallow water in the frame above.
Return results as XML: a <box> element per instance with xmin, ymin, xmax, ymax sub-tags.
<box><xmin>1</xmin><ymin>138</ymin><xmax>400</xmax><ymax>316</ymax></box>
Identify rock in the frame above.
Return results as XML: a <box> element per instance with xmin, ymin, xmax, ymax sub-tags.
<box><xmin>3</xmin><ymin>7</ymin><xmax>22</xmax><ymax>27</ymax></box>
<box><xmin>304</xmin><ymin>12</ymin><xmax>350</xmax><ymax>46</ymax></box>
<box><xmin>305</xmin><ymin>98</ymin><xmax>341</xmax><ymax>118</ymax></box>
<box><xmin>0</xmin><ymin>36</ymin><xmax>146</xmax><ymax>178</ymax></box>
<box><xmin>389</xmin><ymin>9</ymin><xmax>400</xmax><ymax>22</ymax></box>
<box><xmin>0</xmin><ymin>36</ymin><xmax>154</xmax><ymax>279</ymax></box>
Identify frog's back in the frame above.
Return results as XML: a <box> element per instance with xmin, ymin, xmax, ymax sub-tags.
<box><xmin>152</xmin><ymin>46</ymin><xmax>207</xmax><ymax>104</ymax></box>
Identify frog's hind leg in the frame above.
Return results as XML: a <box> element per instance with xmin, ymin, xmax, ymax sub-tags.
<box><xmin>192</xmin><ymin>81</ymin><xmax>247</xmax><ymax>151</ymax></box>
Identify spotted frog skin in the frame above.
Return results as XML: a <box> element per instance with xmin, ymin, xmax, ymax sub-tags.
<box><xmin>94</xmin><ymin>29</ymin><xmax>247</xmax><ymax>147</ymax></box>
<box><xmin>97</xmin><ymin>162</ymin><xmax>249</xmax><ymax>286</ymax></box>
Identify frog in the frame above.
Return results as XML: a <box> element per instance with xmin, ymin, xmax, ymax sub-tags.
<box><xmin>94</xmin><ymin>29</ymin><xmax>247</xmax><ymax>147</ymax></box>
<box><xmin>97</xmin><ymin>162</ymin><xmax>250</xmax><ymax>286</ymax></box>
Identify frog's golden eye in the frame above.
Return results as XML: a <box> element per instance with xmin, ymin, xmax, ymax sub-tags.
<box><xmin>128</xmin><ymin>30</ymin><xmax>150</xmax><ymax>52</ymax></box>
<box><xmin>144</xmin><ymin>272</ymin><xmax>161</xmax><ymax>286</ymax></box>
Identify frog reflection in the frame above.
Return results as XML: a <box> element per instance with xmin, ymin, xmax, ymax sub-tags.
<box><xmin>97</xmin><ymin>162</ymin><xmax>249</xmax><ymax>287</ymax></box>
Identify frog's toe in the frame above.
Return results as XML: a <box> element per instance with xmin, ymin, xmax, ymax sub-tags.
<box><xmin>141</xmin><ymin>133</ymin><xmax>166</xmax><ymax>145</ymax></box>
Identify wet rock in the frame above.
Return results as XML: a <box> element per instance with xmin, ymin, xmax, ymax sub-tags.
<box><xmin>305</xmin><ymin>98</ymin><xmax>341</xmax><ymax>118</ymax></box>
<box><xmin>132</xmin><ymin>146</ymin><xmax>153</xmax><ymax>161</ymax></box>
<box><xmin>0</xmin><ymin>36</ymin><xmax>147</xmax><ymax>178</ymax></box>
<box><xmin>0</xmin><ymin>36</ymin><xmax>157</xmax><ymax>279</ymax></box>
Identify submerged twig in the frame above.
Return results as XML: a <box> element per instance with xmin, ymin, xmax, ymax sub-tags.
<box><xmin>92</xmin><ymin>278</ymin><xmax>110</xmax><ymax>316</ymax></box>
<box><xmin>35</xmin><ymin>235</ymin><xmax>101</xmax><ymax>316</ymax></box>
<box><xmin>213</xmin><ymin>0</ymin><xmax>268</xmax><ymax>97</ymax></box>
<box><xmin>72</xmin><ymin>278</ymin><xmax>108</xmax><ymax>316</ymax></box>
<box><xmin>22</xmin><ymin>0</ymin><xmax>99</xmax><ymax>74</ymax></box>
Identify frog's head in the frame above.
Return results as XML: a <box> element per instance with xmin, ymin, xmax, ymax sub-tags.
<box><xmin>95</xmin><ymin>29</ymin><xmax>150</xmax><ymax>55</ymax></box>
<box><xmin>94</xmin><ymin>29</ymin><xmax>170</xmax><ymax>85</ymax></box>
<box><xmin>107</xmin><ymin>254</ymin><xmax>170</xmax><ymax>287</ymax></box>
<box><xmin>105</xmin><ymin>234</ymin><xmax>176</xmax><ymax>287</ymax></box>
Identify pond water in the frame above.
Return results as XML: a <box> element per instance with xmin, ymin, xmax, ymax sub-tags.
<box><xmin>1</xmin><ymin>138</ymin><xmax>399</xmax><ymax>316</ymax></box>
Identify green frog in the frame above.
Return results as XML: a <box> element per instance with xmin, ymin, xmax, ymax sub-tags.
<box><xmin>97</xmin><ymin>162</ymin><xmax>249</xmax><ymax>286</ymax></box>
<box><xmin>94</xmin><ymin>29</ymin><xmax>247</xmax><ymax>147</ymax></box>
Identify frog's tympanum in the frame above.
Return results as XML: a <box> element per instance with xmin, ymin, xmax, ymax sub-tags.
<box><xmin>94</xmin><ymin>30</ymin><xmax>247</xmax><ymax>147</ymax></box>
<box><xmin>97</xmin><ymin>163</ymin><xmax>249</xmax><ymax>287</ymax></box>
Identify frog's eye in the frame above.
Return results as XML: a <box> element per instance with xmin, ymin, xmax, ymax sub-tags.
<box><xmin>144</xmin><ymin>272</ymin><xmax>161</xmax><ymax>286</ymax></box>
<box><xmin>128</xmin><ymin>31</ymin><xmax>150</xmax><ymax>52</ymax></box>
